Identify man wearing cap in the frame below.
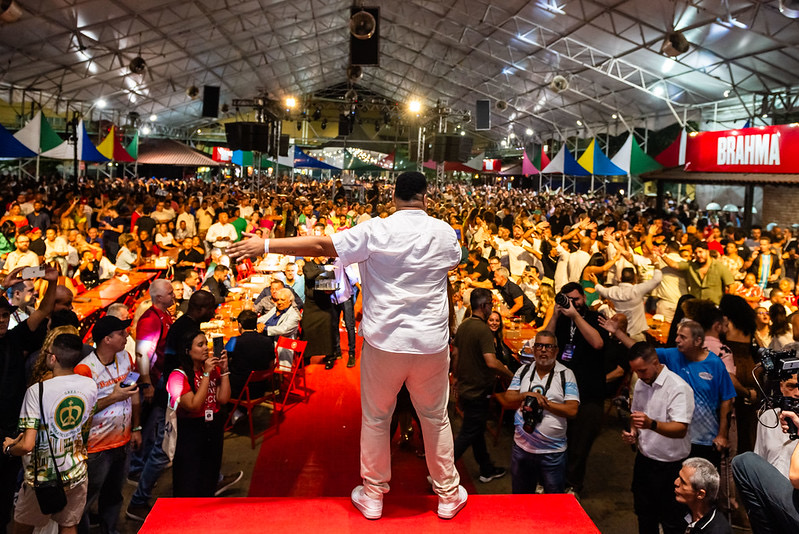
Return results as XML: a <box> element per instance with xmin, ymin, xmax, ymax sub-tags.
<box><xmin>229</xmin><ymin>171</ymin><xmax>469</xmax><ymax>520</ymax></box>
<box><xmin>75</xmin><ymin>316</ymin><xmax>141</xmax><ymax>534</ymax></box>
<box><xmin>0</xmin><ymin>266</ymin><xmax>58</xmax><ymax>534</ymax></box>
<box><xmin>657</xmin><ymin>243</ymin><xmax>734</xmax><ymax>305</ymax></box>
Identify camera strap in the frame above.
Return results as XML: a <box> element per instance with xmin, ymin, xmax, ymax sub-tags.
<box><xmin>520</xmin><ymin>364</ymin><xmax>558</xmax><ymax>395</ymax></box>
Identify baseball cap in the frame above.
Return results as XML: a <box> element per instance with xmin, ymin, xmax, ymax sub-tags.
<box><xmin>92</xmin><ymin>315</ymin><xmax>132</xmax><ymax>343</ymax></box>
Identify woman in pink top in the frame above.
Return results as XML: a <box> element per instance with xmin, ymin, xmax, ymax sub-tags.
<box><xmin>166</xmin><ymin>330</ymin><xmax>230</xmax><ymax>497</ymax></box>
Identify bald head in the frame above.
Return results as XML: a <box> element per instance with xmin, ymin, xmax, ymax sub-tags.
<box><xmin>54</xmin><ymin>285</ymin><xmax>74</xmax><ymax>312</ymax></box>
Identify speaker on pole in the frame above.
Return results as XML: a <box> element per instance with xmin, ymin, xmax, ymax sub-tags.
<box><xmin>225</xmin><ymin>122</ymin><xmax>270</xmax><ymax>152</ymax></box>
<box><xmin>475</xmin><ymin>100</ymin><xmax>490</xmax><ymax>131</ymax></box>
<box><xmin>202</xmin><ymin>86</ymin><xmax>220</xmax><ymax>118</ymax></box>
<box><xmin>278</xmin><ymin>134</ymin><xmax>290</xmax><ymax>157</ymax></box>
<box><xmin>338</xmin><ymin>114</ymin><xmax>352</xmax><ymax>137</ymax></box>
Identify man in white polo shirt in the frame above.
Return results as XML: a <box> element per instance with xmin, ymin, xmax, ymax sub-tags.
<box><xmin>623</xmin><ymin>342</ymin><xmax>695</xmax><ymax>534</ymax></box>
<box><xmin>229</xmin><ymin>172</ymin><xmax>467</xmax><ymax>520</ymax></box>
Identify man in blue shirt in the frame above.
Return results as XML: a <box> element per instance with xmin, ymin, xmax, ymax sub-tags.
<box><xmin>603</xmin><ymin>316</ymin><xmax>735</xmax><ymax>468</ymax></box>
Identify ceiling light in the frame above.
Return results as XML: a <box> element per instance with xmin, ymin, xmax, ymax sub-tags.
<box><xmin>653</xmin><ymin>85</ymin><xmax>666</xmax><ymax>97</ymax></box>
<box><xmin>612</xmin><ymin>113</ymin><xmax>618</xmax><ymax>119</ymax></box>
<box><xmin>460</xmin><ymin>131</ymin><xmax>466</xmax><ymax>136</ymax></box>
<box><xmin>780</xmin><ymin>0</ymin><xmax>799</xmax><ymax>18</ymax></box>
<box><xmin>501</xmin><ymin>139</ymin><xmax>507</xmax><ymax>147</ymax></box>
<box><xmin>576</xmin><ymin>120</ymin><xmax>583</xmax><ymax>126</ymax></box>
<box><xmin>96</xmin><ymin>99</ymin><xmax>107</xmax><ymax>109</ymax></box>
<box><xmin>509</xmin><ymin>132</ymin><xmax>516</xmax><ymax>139</ymax></box>
<box><xmin>716</xmin><ymin>16</ymin><xmax>748</xmax><ymax>29</ymax></box>
<box><xmin>525</xmin><ymin>128</ymin><xmax>534</xmax><ymax>136</ymax></box>
<box><xmin>285</xmin><ymin>97</ymin><xmax>297</xmax><ymax>109</ymax></box>
<box><xmin>723</xmin><ymin>90</ymin><xmax>731</xmax><ymax>98</ymax></box>
<box><xmin>149</xmin><ymin>114</ymin><xmax>158</xmax><ymax>122</ymax></box>
<box><xmin>197</xmin><ymin>129</ymin><xmax>202</xmax><ymax>134</ymax></box>
<box><xmin>762</xmin><ymin>113</ymin><xmax>769</xmax><ymax>119</ymax></box>
<box><xmin>141</xmin><ymin>126</ymin><xmax>151</xmax><ymax>135</ymax></box>
<box><xmin>408</xmin><ymin>99</ymin><xmax>422</xmax><ymax>113</ymax></box>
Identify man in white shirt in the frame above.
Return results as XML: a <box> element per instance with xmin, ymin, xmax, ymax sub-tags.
<box><xmin>3</xmin><ymin>235</ymin><xmax>39</xmax><ymax>273</ymax></box>
<box><xmin>567</xmin><ymin>237</ymin><xmax>592</xmax><ymax>284</ymax></box>
<box><xmin>653</xmin><ymin>241</ymin><xmax>687</xmax><ymax>322</ymax></box>
<box><xmin>623</xmin><ymin>342</ymin><xmax>695</xmax><ymax>534</ymax></box>
<box><xmin>229</xmin><ymin>172</ymin><xmax>468</xmax><ymax>520</ymax></box>
<box><xmin>594</xmin><ymin>267</ymin><xmax>663</xmax><ymax>341</ymax></box>
<box><xmin>176</xmin><ymin>205</ymin><xmax>197</xmax><ymax>238</ymax></box>
<box><xmin>205</xmin><ymin>211</ymin><xmax>238</xmax><ymax>249</ymax></box>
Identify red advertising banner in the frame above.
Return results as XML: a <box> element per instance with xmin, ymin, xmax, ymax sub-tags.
<box><xmin>212</xmin><ymin>146</ymin><xmax>233</xmax><ymax>162</ymax></box>
<box><xmin>483</xmin><ymin>159</ymin><xmax>502</xmax><ymax>172</ymax></box>
<box><xmin>684</xmin><ymin>123</ymin><xmax>799</xmax><ymax>173</ymax></box>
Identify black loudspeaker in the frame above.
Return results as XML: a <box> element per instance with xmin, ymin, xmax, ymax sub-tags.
<box><xmin>430</xmin><ymin>134</ymin><xmax>471</xmax><ymax>162</ymax></box>
<box><xmin>202</xmin><ymin>86</ymin><xmax>220</xmax><ymax>118</ymax></box>
<box><xmin>475</xmin><ymin>100</ymin><xmax>490</xmax><ymax>130</ymax></box>
<box><xmin>338</xmin><ymin>114</ymin><xmax>352</xmax><ymax>137</ymax></box>
<box><xmin>431</xmin><ymin>135</ymin><xmax>449</xmax><ymax>163</ymax></box>
<box><xmin>458</xmin><ymin>136</ymin><xmax>473</xmax><ymax>162</ymax></box>
<box><xmin>350</xmin><ymin>7</ymin><xmax>379</xmax><ymax>66</ymax></box>
<box><xmin>225</xmin><ymin>122</ymin><xmax>271</xmax><ymax>152</ymax></box>
<box><xmin>410</xmin><ymin>140</ymin><xmax>431</xmax><ymax>162</ymax></box>
<box><xmin>279</xmin><ymin>134</ymin><xmax>290</xmax><ymax>157</ymax></box>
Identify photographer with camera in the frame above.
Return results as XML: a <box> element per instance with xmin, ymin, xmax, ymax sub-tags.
<box><xmin>543</xmin><ymin>281</ymin><xmax>605</xmax><ymax>496</ymax></box>
<box><xmin>504</xmin><ymin>331</ymin><xmax>579</xmax><ymax>494</ymax></box>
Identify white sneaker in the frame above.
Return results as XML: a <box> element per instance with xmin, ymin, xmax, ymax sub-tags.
<box><xmin>437</xmin><ymin>485</ymin><xmax>468</xmax><ymax>519</ymax></box>
<box><xmin>351</xmin><ymin>485</ymin><xmax>383</xmax><ymax>520</ymax></box>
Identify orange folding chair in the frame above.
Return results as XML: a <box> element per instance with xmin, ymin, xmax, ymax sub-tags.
<box><xmin>274</xmin><ymin>336</ymin><xmax>309</xmax><ymax>412</ymax></box>
<box><xmin>224</xmin><ymin>367</ymin><xmax>280</xmax><ymax>448</ymax></box>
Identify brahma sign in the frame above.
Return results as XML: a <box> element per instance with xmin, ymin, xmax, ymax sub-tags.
<box><xmin>684</xmin><ymin>124</ymin><xmax>799</xmax><ymax>173</ymax></box>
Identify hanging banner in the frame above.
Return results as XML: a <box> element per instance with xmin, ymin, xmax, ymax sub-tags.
<box><xmin>483</xmin><ymin>159</ymin><xmax>502</xmax><ymax>172</ymax></box>
<box><xmin>684</xmin><ymin>124</ymin><xmax>799</xmax><ymax>173</ymax></box>
<box><xmin>213</xmin><ymin>146</ymin><xmax>233</xmax><ymax>162</ymax></box>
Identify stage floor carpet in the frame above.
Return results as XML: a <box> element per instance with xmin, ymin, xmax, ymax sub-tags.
<box><xmin>140</xmin><ymin>494</ymin><xmax>600</xmax><ymax>533</ymax></box>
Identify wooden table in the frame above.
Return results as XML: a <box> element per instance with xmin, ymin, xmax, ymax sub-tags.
<box><xmin>73</xmin><ymin>271</ymin><xmax>158</xmax><ymax>321</ymax></box>
<box><xmin>503</xmin><ymin>321</ymin><xmax>538</xmax><ymax>356</ymax></box>
<box><xmin>644</xmin><ymin>314</ymin><xmax>670</xmax><ymax>346</ymax></box>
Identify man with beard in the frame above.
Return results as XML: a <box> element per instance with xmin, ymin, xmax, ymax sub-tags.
<box><xmin>543</xmin><ymin>281</ymin><xmax>605</xmax><ymax>496</ymax></box>
<box><xmin>657</xmin><ymin>242</ymin><xmax>734</xmax><ymax>305</ymax></box>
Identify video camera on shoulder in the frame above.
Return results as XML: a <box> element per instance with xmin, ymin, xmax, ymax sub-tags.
<box><xmin>756</xmin><ymin>347</ymin><xmax>799</xmax><ymax>440</ymax></box>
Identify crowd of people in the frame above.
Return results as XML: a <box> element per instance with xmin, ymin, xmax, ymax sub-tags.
<box><xmin>0</xmin><ymin>169</ymin><xmax>797</xmax><ymax>533</ymax></box>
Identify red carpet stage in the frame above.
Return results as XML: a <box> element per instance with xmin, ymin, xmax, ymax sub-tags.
<box><xmin>140</xmin><ymin>495</ymin><xmax>600</xmax><ymax>533</ymax></box>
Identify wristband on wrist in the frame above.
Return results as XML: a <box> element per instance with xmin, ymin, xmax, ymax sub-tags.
<box><xmin>202</xmin><ymin>371</ymin><xmax>210</xmax><ymax>377</ymax></box>
<box><xmin>4</xmin><ymin>444</ymin><xmax>12</xmax><ymax>456</ymax></box>
<box><xmin>264</xmin><ymin>238</ymin><xmax>270</xmax><ymax>254</ymax></box>
<box><xmin>220</xmin><ymin>371</ymin><xmax>230</xmax><ymax>377</ymax></box>
<box><xmin>132</xmin><ymin>426</ymin><xmax>142</xmax><ymax>432</ymax></box>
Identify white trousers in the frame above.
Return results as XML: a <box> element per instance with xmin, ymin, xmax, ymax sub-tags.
<box><xmin>359</xmin><ymin>342</ymin><xmax>460</xmax><ymax>502</ymax></box>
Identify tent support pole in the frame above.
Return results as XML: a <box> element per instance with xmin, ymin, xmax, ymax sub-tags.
<box><xmin>743</xmin><ymin>184</ymin><xmax>754</xmax><ymax>232</ymax></box>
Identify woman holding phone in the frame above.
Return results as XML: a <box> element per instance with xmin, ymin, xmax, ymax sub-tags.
<box><xmin>166</xmin><ymin>329</ymin><xmax>231</xmax><ymax>496</ymax></box>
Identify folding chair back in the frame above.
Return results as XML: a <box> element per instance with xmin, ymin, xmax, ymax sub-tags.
<box><xmin>224</xmin><ymin>366</ymin><xmax>279</xmax><ymax>448</ymax></box>
<box><xmin>275</xmin><ymin>336</ymin><xmax>309</xmax><ymax>411</ymax></box>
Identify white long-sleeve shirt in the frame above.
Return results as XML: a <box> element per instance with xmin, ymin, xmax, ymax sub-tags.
<box><xmin>595</xmin><ymin>270</ymin><xmax>663</xmax><ymax>336</ymax></box>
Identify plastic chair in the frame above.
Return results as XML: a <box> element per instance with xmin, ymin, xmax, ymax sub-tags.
<box><xmin>224</xmin><ymin>367</ymin><xmax>280</xmax><ymax>448</ymax></box>
<box><xmin>274</xmin><ymin>336</ymin><xmax>309</xmax><ymax>412</ymax></box>
<box><xmin>236</xmin><ymin>258</ymin><xmax>255</xmax><ymax>281</ymax></box>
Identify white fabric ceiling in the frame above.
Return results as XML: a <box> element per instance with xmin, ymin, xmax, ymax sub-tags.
<box><xmin>1</xmin><ymin>0</ymin><xmax>798</xmax><ymax>139</ymax></box>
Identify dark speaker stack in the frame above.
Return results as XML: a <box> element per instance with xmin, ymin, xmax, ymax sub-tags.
<box><xmin>225</xmin><ymin>121</ymin><xmax>290</xmax><ymax>157</ymax></box>
<box><xmin>202</xmin><ymin>86</ymin><xmax>220</xmax><ymax>118</ymax></box>
<box><xmin>431</xmin><ymin>134</ymin><xmax>473</xmax><ymax>162</ymax></box>
<box><xmin>350</xmin><ymin>7</ymin><xmax>380</xmax><ymax>66</ymax></box>
<box><xmin>475</xmin><ymin>100</ymin><xmax>490</xmax><ymax>130</ymax></box>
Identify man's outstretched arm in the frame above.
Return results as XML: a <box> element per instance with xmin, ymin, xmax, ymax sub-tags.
<box><xmin>229</xmin><ymin>234</ymin><xmax>338</xmax><ymax>260</ymax></box>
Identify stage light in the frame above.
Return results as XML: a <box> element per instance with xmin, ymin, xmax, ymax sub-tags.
<box><xmin>408</xmin><ymin>99</ymin><xmax>422</xmax><ymax>114</ymax></box>
<box><xmin>460</xmin><ymin>130</ymin><xmax>466</xmax><ymax>136</ymax></box>
<box><xmin>312</xmin><ymin>107</ymin><xmax>322</xmax><ymax>120</ymax></box>
<box><xmin>576</xmin><ymin>120</ymin><xmax>583</xmax><ymax>126</ymax></box>
<box><xmin>612</xmin><ymin>114</ymin><xmax>618</xmax><ymax>119</ymax></box>
<box><xmin>149</xmin><ymin>114</ymin><xmax>158</xmax><ymax>121</ymax></box>
<box><xmin>141</xmin><ymin>126</ymin><xmax>151</xmax><ymax>135</ymax></box>
<box><xmin>321</xmin><ymin>118</ymin><xmax>327</xmax><ymax>130</ymax></box>
<box><xmin>285</xmin><ymin>97</ymin><xmax>297</xmax><ymax>109</ymax></box>
<box><xmin>525</xmin><ymin>128</ymin><xmax>534</xmax><ymax>136</ymax></box>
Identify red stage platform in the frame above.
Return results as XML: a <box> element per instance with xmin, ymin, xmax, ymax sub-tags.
<box><xmin>140</xmin><ymin>494</ymin><xmax>599</xmax><ymax>533</ymax></box>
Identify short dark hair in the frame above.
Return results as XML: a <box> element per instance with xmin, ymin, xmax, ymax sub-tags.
<box><xmin>187</xmin><ymin>289</ymin><xmax>215</xmax><ymax>312</ymax></box>
<box><xmin>236</xmin><ymin>310</ymin><xmax>258</xmax><ymax>330</ymax></box>
<box><xmin>394</xmin><ymin>172</ymin><xmax>427</xmax><ymax>201</ymax></box>
<box><xmin>628</xmin><ymin>341</ymin><xmax>658</xmax><ymax>363</ymax></box>
<box><xmin>560</xmin><ymin>282</ymin><xmax>584</xmax><ymax>296</ymax></box>
<box><xmin>470</xmin><ymin>287</ymin><xmax>492</xmax><ymax>310</ymax></box>
<box><xmin>620</xmin><ymin>267</ymin><xmax>636</xmax><ymax>284</ymax></box>
<box><xmin>52</xmin><ymin>333</ymin><xmax>84</xmax><ymax>369</ymax></box>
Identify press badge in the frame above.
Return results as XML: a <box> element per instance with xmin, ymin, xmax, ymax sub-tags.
<box><xmin>561</xmin><ymin>343</ymin><xmax>575</xmax><ymax>362</ymax></box>
<box><xmin>205</xmin><ymin>409</ymin><xmax>214</xmax><ymax>422</ymax></box>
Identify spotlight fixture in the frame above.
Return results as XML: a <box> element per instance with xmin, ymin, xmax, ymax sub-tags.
<box><xmin>285</xmin><ymin>96</ymin><xmax>297</xmax><ymax>109</ymax></box>
<box><xmin>321</xmin><ymin>118</ymin><xmax>327</xmax><ymax>130</ymax></box>
<box><xmin>350</xmin><ymin>9</ymin><xmax>376</xmax><ymax>40</ymax></box>
<box><xmin>96</xmin><ymin>99</ymin><xmax>107</xmax><ymax>109</ymax></box>
<box><xmin>408</xmin><ymin>99</ymin><xmax>422</xmax><ymax>114</ymax></box>
<box><xmin>186</xmin><ymin>86</ymin><xmax>199</xmax><ymax>99</ymax></box>
<box><xmin>660</xmin><ymin>31</ymin><xmax>689</xmax><ymax>57</ymax></box>
<box><xmin>129</xmin><ymin>56</ymin><xmax>147</xmax><ymax>75</ymax></box>
<box><xmin>780</xmin><ymin>0</ymin><xmax>799</xmax><ymax>18</ymax></box>
<box><xmin>149</xmin><ymin>114</ymin><xmax>158</xmax><ymax>121</ymax></box>
<box><xmin>296</xmin><ymin>121</ymin><xmax>302</xmax><ymax>130</ymax></box>
<box><xmin>525</xmin><ymin>128</ymin><xmax>534</xmax><ymax>136</ymax></box>
<box><xmin>312</xmin><ymin>106</ymin><xmax>322</xmax><ymax>121</ymax></box>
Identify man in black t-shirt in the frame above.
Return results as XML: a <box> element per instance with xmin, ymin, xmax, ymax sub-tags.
<box><xmin>452</xmin><ymin>288</ymin><xmax>513</xmax><ymax>483</ymax></box>
<box><xmin>544</xmin><ymin>281</ymin><xmax>607</xmax><ymax>495</ymax></box>
<box><xmin>463</xmin><ymin>248</ymin><xmax>491</xmax><ymax>282</ymax></box>
<box><xmin>0</xmin><ymin>267</ymin><xmax>58</xmax><ymax>534</ymax></box>
<box><xmin>493</xmin><ymin>267</ymin><xmax>535</xmax><ymax>323</ymax></box>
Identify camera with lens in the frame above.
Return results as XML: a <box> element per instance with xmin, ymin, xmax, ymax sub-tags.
<box><xmin>756</xmin><ymin>347</ymin><xmax>799</xmax><ymax>440</ymax></box>
<box><xmin>522</xmin><ymin>395</ymin><xmax>545</xmax><ymax>434</ymax></box>
<box><xmin>554</xmin><ymin>292</ymin><xmax>570</xmax><ymax>309</ymax></box>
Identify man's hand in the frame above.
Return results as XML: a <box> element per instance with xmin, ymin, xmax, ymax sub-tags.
<box><xmin>621</xmin><ymin>429</ymin><xmax>638</xmax><ymax>445</ymax></box>
<box><xmin>111</xmin><ymin>382</ymin><xmax>139</xmax><ymax>403</ymax></box>
<box><xmin>228</xmin><ymin>232</ymin><xmax>264</xmax><ymax>261</ymax></box>
<box><xmin>712</xmin><ymin>434</ymin><xmax>729</xmax><ymax>452</ymax></box>
<box><xmin>598</xmin><ymin>315</ymin><xmax>618</xmax><ymax>336</ymax></box>
<box><xmin>130</xmin><ymin>429</ymin><xmax>142</xmax><ymax>450</ymax></box>
<box><xmin>2</xmin><ymin>433</ymin><xmax>21</xmax><ymax>453</ymax></box>
<box><xmin>630</xmin><ymin>411</ymin><xmax>651</xmax><ymax>430</ymax></box>
<box><xmin>524</xmin><ymin>391</ymin><xmax>550</xmax><ymax>411</ymax></box>
<box><xmin>779</xmin><ymin>410</ymin><xmax>799</xmax><ymax>434</ymax></box>
<box><xmin>559</xmin><ymin>303</ymin><xmax>578</xmax><ymax>319</ymax></box>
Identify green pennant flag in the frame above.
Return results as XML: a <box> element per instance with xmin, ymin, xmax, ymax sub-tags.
<box><xmin>629</xmin><ymin>137</ymin><xmax>663</xmax><ymax>175</ymax></box>
<box><xmin>126</xmin><ymin>131</ymin><xmax>139</xmax><ymax>159</ymax></box>
<box><xmin>39</xmin><ymin>113</ymin><xmax>64</xmax><ymax>152</ymax></box>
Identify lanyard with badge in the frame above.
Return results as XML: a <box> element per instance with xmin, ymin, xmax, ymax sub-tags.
<box><xmin>561</xmin><ymin>321</ymin><xmax>577</xmax><ymax>362</ymax></box>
